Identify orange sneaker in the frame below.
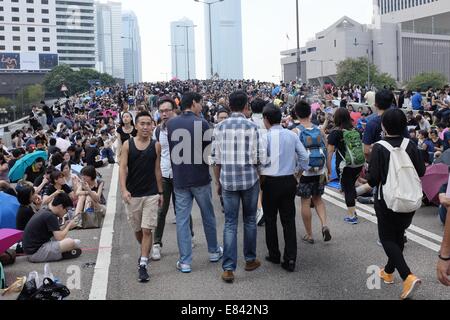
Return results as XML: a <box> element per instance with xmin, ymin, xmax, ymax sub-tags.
<box><xmin>400</xmin><ymin>274</ymin><xmax>421</xmax><ymax>300</ymax></box>
<box><xmin>379</xmin><ymin>268</ymin><xmax>395</xmax><ymax>284</ymax></box>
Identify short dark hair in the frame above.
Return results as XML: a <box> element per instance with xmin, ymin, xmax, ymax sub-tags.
<box><xmin>81</xmin><ymin>165</ymin><xmax>97</xmax><ymax>180</ymax></box>
<box><xmin>375</xmin><ymin>89</ymin><xmax>395</xmax><ymax>110</ymax></box>
<box><xmin>35</xmin><ymin>157</ymin><xmax>45</xmax><ymax>164</ymax></box>
<box><xmin>60</xmin><ymin>161</ymin><xmax>71</xmax><ymax>173</ymax></box>
<box><xmin>229</xmin><ymin>91</ymin><xmax>248</xmax><ymax>112</ymax></box>
<box><xmin>381</xmin><ymin>108</ymin><xmax>407</xmax><ymax>136</ymax></box>
<box><xmin>419</xmin><ymin>130</ymin><xmax>429</xmax><ymax>139</ymax></box>
<box><xmin>180</xmin><ymin>92</ymin><xmax>202</xmax><ymax>111</ymax></box>
<box><xmin>135</xmin><ymin>111</ymin><xmax>153</xmax><ymax>124</ymax></box>
<box><xmin>49</xmin><ymin>138</ymin><xmax>57</xmax><ymax>146</ymax></box>
<box><xmin>251</xmin><ymin>98</ymin><xmax>267</xmax><ymax>114</ymax></box>
<box><xmin>294</xmin><ymin>100</ymin><xmax>312</xmax><ymax>119</ymax></box>
<box><xmin>216</xmin><ymin>108</ymin><xmax>230</xmax><ymax>117</ymax></box>
<box><xmin>52</xmin><ymin>192</ymin><xmax>73</xmax><ymax>209</ymax></box>
<box><xmin>158</xmin><ymin>96</ymin><xmax>176</xmax><ymax>110</ymax></box>
<box><xmin>17</xmin><ymin>185</ymin><xmax>35</xmax><ymax>206</ymax></box>
<box><xmin>263</xmin><ymin>104</ymin><xmax>282</xmax><ymax>126</ymax></box>
<box><xmin>50</xmin><ymin>170</ymin><xmax>64</xmax><ymax>185</ymax></box>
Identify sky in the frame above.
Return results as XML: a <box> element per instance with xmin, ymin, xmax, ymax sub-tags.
<box><xmin>119</xmin><ymin>0</ymin><xmax>374</xmax><ymax>82</ymax></box>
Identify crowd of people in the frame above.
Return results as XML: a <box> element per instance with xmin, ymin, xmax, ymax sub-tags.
<box><xmin>1</xmin><ymin>78</ymin><xmax>450</xmax><ymax>298</ymax></box>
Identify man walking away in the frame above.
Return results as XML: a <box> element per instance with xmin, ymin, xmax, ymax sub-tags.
<box><xmin>261</xmin><ymin>104</ymin><xmax>309</xmax><ymax>272</ymax></box>
<box><xmin>167</xmin><ymin>92</ymin><xmax>222</xmax><ymax>274</ymax></box>
<box><xmin>211</xmin><ymin>91</ymin><xmax>267</xmax><ymax>283</ymax></box>
<box><xmin>119</xmin><ymin>111</ymin><xmax>164</xmax><ymax>283</ymax></box>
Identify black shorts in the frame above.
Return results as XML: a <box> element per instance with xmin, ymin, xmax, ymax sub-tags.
<box><xmin>297</xmin><ymin>175</ymin><xmax>325</xmax><ymax>198</ymax></box>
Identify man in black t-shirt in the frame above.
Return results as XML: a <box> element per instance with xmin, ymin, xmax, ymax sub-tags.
<box><xmin>23</xmin><ymin>193</ymin><xmax>82</xmax><ymax>263</ymax></box>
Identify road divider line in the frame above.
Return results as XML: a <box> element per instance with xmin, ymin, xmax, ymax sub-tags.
<box><xmin>322</xmin><ymin>194</ymin><xmax>441</xmax><ymax>253</ymax></box>
<box><xmin>325</xmin><ymin>188</ymin><xmax>443</xmax><ymax>244</ymax></box>
<box><xmin>89</xmin><ymin>164</ymin><xmax>119</xmax><ymax>300</ymax></box>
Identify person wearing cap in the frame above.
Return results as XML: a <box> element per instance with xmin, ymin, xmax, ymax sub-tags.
<box><xmin>22</xmin><ymin>192</ymin><xmax>82</xmax><ymax>263</ymax></box>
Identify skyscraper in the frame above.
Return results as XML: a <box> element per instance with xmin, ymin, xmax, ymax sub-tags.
<box><xmin>56</xmin><ymin>0</ymin><xmax>96</xmax><ymax>69</ymax></box>
<box><xmin>122</xmin><ymin>11</ymin><xmax>142</xmax><ymax>85</ymax></box>
<box><xmin>95</xmin><ymin>1</ymin><xmax>124</xmax><ymax>79</ymax></box>
<box><xmin>204</xmin><ymin>0</ymin><xmax>243</xmax><ymax>79</ymax></box>
<box><xmin>170</xmin><ymin>18</ymin><xmax>196</xmax><ymax>80</ymax></box>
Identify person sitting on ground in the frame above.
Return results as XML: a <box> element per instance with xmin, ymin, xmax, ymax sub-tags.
<box><xmin>16</xmin><ymin>183</ymin><xmax>37</xmax><ymax>231</ymax></box>
<box><xmin>24</xmin><ymin>157</ymin><xmax>46</xmax><ymax>185</ymax></box>
<box><xmin>60</xmin><ymin>161</ymin><xmax>79</xmax><ymax>190</ymax></box>
<box><xmin>85</xmin><ymin>138</ymin><xmax>107</xmax><ymax>168</ymax></box>
<box><xmin>74</xmin><ymin>166</ymin><xmax>106</xmax><ymax>221</ymax></box>
<box><xmin>42</xmin><ymin>170</ymin><xmax>76</xmax><ymax>206</ymax></box>
<box><xmin>22</xmin><ymin>192</ymin><xmax>82</xmax><ymax>263</ymax></box>
<box><xmin>47</xmin><ymin>138</ymin><xmax>61</xmax><ymax>156</ymax></box>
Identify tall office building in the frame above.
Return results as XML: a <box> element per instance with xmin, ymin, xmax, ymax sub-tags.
<box><xmin>170</xmin><ymin>18</ymin><xmax>196</xmax><ymax>80</ymax></box>
<box><xmin>204</xmin><ymin>0</ymin><xmax>243</xmax><ymax>79</ymax></box>
<box><xmin>122</xmin><ymin>11</ymin><xmax>142</xmax><ymax>85</ymax></box>
<box><xmin>55</xmin><ymin>0</ymin><xmax>96</xmax><ymax>69</ymax></box>
<box><xmin>95</xmin><ymin>1</ymin><xmax>124</xmax><ymax>79</ymax></box>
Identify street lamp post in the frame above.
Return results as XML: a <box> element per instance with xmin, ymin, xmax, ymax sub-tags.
<box><xmin>194</xmin><ymin>0</ymin><xmax>224</xmax><ymax>79</ymax></box>
<box><xmin>296</xmin><ymin>0</ymin><xmax>301</xmax><ymax>83</ymax></box>
<box><xmin>168</xmin><ymin>44</ymin><xmax>185</xmax><ymax>79</ymax></box>
<box><xmin>122</xmin><ymin>36</ymin><xmax>135</xmax><ymax>84</ymax></box>
<box><xmin>176</xmin><ymin>24</ymin><xmax>197</xmax><ymax>80</ymax></box>
<box><xmin>354</xmin><ymin>40</ymin><xmax>383</xmax><ymax>90</ymax></box>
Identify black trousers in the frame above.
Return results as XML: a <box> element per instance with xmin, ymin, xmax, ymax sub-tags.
<box><xmin>375</xmin><ymin>200</ymin><xmax>414</xmax><ymax>281</ymax></box>
<box><xmin>337</xmin><ymin>166</ymin><xmax>362</xmax><ymax>208</ymax></box>
<box><xmin>262</xmin><ymin>175</ymin><xmax>298</xmax><ymax>263</ymax></box>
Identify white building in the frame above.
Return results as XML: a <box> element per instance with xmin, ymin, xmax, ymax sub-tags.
<box><xmin>170</xmin><ymin>18</ymin><xmax>196</xmax><ymax>80</ymax></box>
<box><xmin>122</xmin><ymin>11</ymin><xmax>142</xmax><ymax>85</ymax></box>
<box><xmin>281</xmin><ymin>1</ymin><xmax>450</xmax><ymax>86</ymax></box>
<box><xmin>203</xmin><ymin>0</ymin><xmax>243</xmax><ymax>79</ymax></box>
<box><xmin>56</xmin><ymin>0</ymin><xmax>97</xmax><ymax>69</ymax></box>
<box><xmin>0</xmin><ymin>0</ymin><xmax>58</xmax><ymax>71</ymax></box>
<box><xmin>95</xmin><ymin>1</ymin><xmax>123</xmax><ymax>79</ymax></box>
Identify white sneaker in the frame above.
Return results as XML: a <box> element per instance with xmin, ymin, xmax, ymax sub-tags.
<box><xmin>209</xmin><ymin>246</ymin><xmax>223</xmax><ymax>262</ymax></box>
<box><xmin>256</xmin><ymin>208</ymin><xmax>264</xmax><ymax>225</ymax></box>
<box><xmin>151</xmin><ymin>244</ymin><xmax>161</xmax><ymax>261</ymax></box>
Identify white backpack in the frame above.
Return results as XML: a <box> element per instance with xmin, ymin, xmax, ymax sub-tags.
<box><xmin>376</xmin><ymin>139</ymin><xmax>423</xmax><ymax>213</ymax></box>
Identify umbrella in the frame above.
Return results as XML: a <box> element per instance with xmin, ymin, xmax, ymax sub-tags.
<box><xmin>0</xmin><ymin>229</ymin><xmax>23</xmax><ymax>255</ymax></box>
<box><xmin>272</xmin><ymin>86</ymin><xmax>281</xmax><ymax>97</ymax></box>
<box><xmin>56</xmin><ymin>138</ymin><xmax>71</xmax><ymax>153</ymax></box>
<box><xmin>8</xmin><ymin>151</ymin><xmax>48</xmax><ymax>183</ymax></box>
<box><xmin>0</xmin><ymin>192</ymin><xmax>20</xmax><ymax>230</ymax></box>
<box><xmin>421</xmin><ymin>163</ymin><xmax>449</xmax><ymax>205</ymax></box>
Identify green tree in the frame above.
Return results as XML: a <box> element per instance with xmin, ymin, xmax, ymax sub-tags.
<box><xmin>0</xmin><ymin>97</ymin><xmax>13</xmax><ymax>108</ymax></box>
<box><xmin>336</xmin><ymin>57</ymin><xmax>397</xmax><ymax>89</ymax></box>
<box><xmin>406</xmin><ymin>72</ymin><xmax>448</xmax><ymax>91</ymax></box>
<box><xmin>43</xmin><ymin>64</ymin><xmax>116</xmax><ymax>97</ymax></box>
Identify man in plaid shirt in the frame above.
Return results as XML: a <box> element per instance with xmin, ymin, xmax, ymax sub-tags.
<box><xmin>211</xmin><ymin>90</ymin><xmax>267</xmax><ymax>283</ymax></box>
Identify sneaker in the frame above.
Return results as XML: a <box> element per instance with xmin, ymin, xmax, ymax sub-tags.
<box><xmin>256</xmin><ymin>208</ymin><xmax>264</xmax><ymax>225</ymax></box>
<box><xmin>209</xmin><ymin>246</ymin><xmax>223</xmax><ymax>263</ymax></box>
<box><xmin>62</xmin><ymin>249</ymin><xmax>82</xmax><ymax>260</ymax></box>
<box><xmin>222</xmin><ymin>271</ymin><xmax>235</xmax><ymax>283</ymax></box>
<box><xmin>138</xmin><ymin>265</ymin><xmax>150</xmax><ymax>283</ymax></box>
<box><xmin>379</xmin><ymin>268</ymin><xmax>395</xmax><ymax>284</ymax></box>
<box><xmin>176</xmin><ymin>261</ymin><xmax>192</xmax><ymax>273</ymax></box>
<box><xmin>344</xmin><ymin>216</ymin><xmax>359</xmax><ymax>225</ymax></box>
<box><xmin>400</xmin><ymin>274</ymin><xmax>422</xmax><ymax>300</ymax></box>
<box><xmin>151</xmin><ymin>244</ymin><xmax>161</xmax><ymax>261</ymax></box>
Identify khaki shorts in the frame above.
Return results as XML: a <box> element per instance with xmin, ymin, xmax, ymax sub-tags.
<box><xmin>28</xmin><ymin>241</ymin><xmax>62</xmax><ymax>263</ymax></box>
<box><xmin>125</xmin><ymin>195</ymin><xmax>159</xmax><ymax>232</ymax></box>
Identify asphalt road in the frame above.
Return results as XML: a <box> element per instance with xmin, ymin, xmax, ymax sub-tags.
<box><xmin>4</xmin><ymin>164</ymin><xmax>450</xmax><ymax>300</ymax></box>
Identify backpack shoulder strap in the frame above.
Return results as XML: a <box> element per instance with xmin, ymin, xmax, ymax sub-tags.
<box><xmin>155</xmin><ymin>126</ymin><xmax>161</xmax><ymax>142</ymax></box>
<box><xmin>400</xmin><ymin>138</ymin><xmax>410</xmax><ymax>150</ymax></box>
<box><xmin>377</xmin><ymin>140</ymin><xmax>394</xmax><ymax>153</ymax></box>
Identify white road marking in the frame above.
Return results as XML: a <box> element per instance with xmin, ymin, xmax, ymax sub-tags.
<box><xmin>324</xmin><ymin>188</ymin><xmax>443</xmax><ymax>243</ymax></box>
<box><xmin>322</xmin><ymin>192</ymin><xmax>441</xmax><ymax>253</ymax></box>
<box><xmin>89</xmin><ymin>164</ymin><xmax>119</xmax><ymax>300</ymax></box>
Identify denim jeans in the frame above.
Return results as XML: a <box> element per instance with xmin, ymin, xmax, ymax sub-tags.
<box><xmin>154</xmin><ymin>177</ymin><xmax>194</xmax><ymax>246</ymax></box>
<box><xmin>174</xmin><ymin>183</ymin><xmax>219</xmax><ymax>266</ymax></box>
<box><xmin>222</xmin><ymin>182</ymin><xmax>260</xmax><ymax>271</ymax></box>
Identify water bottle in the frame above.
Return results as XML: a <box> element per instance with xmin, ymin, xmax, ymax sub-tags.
<box><xmin>85</xmin><ymin>207</ymin><xmax>94</xmax><ymax>215</ymax></box>
<box><xmin>44</xmin><ymin>264</ymin><xmax>55</xmax><ymax>282</ymax></box>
